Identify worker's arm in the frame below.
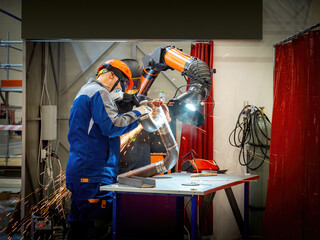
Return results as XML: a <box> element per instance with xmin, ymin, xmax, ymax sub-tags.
<box><xmin>91</xmin><ymin>90</ymin><xmax>142</xmax><ymax>138</ymax></box>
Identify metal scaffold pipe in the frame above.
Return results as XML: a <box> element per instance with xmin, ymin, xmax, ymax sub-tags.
<box><xmin>0</xmin><ymin>64</ymin><xmax>23</xmax><ymax>68</ymax></box>
<box><xmin>0</xmin><ymin>40</ymin><xmax>23</xmax><ymax>44</ymax></box>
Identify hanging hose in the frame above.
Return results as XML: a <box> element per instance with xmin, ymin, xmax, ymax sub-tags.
<box><xmin>229</xmin><ymin>105</ymin><xmax>271</xmax><ymax>170</ymax></box>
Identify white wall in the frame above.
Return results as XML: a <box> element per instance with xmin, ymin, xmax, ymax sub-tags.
<box><xmin>212</xmin><ymin>0</ymin><xmax>319</xmax><ymax>239</ymax></box>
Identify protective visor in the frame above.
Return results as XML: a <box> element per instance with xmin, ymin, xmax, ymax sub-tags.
<box><xmin>109</xmin><ymin>68</ymin><xmax>130</xmax><ymax>92</ymax></box>
<box><xmin>126</xmin><ymin>76</ymin><xmax>142</xmax><ymax>94</ymax></box>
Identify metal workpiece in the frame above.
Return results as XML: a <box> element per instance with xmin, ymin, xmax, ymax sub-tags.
<box><xmin>118</xmin><ymin>176</ymin><xmax>156</xmax><ymax>188</ymax></box>
<box><xmin>118</xmin><ymin>105</ymin><xmax>178</xmax><ymax>179</ymax></box>
<box><xmin>139</xmin><ymin>102</ymin><xmax>166</xmax><ymax>133</ymax></box>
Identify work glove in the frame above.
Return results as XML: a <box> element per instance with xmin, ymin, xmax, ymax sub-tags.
<box><xmin>148</xmin><ymin>99</ymin><xmax>171</xmax><ymax>122</ymax></box>
<box><xmin>133</xmin><ymin>105</ymin><xmax>152</xmax><ymax>117</ymax></box>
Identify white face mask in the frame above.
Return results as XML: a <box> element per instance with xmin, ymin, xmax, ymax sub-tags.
<box><xmin>110</xmin><ymin>89</ymin><xmax>124</xmax><ymax>101</ymax></box>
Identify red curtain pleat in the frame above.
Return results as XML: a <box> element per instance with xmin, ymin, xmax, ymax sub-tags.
<box><xmin>263</xmin><ymin>31</ymin><xmax>320</xmax><ymax>239</ymax></box>
<box><xmin>178</xmin><ymin>42</ymin><xmax>214</xmax><ymax>169</ymax></box>
<box><xmin>179</xmin><ymin>41</ymin><xmax>214</xmax><ymax>236</ymax></box>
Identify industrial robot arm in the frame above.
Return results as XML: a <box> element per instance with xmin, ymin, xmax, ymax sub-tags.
<box><xmin>139</xmin><ymin>46</ymin><xmax>213</xmax><ymax>96</ymax></box>
<box><xmin>139</xmin><ymin>45</ymin><xmax>215</xmax><ymax>127</ymax></box>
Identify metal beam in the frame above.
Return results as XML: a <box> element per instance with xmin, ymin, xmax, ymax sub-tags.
<box><xmin>1</xmin><ymin>68</ymin><xmax>22</xmax><ymax>72</ymax></box>
<box><xmin>58</xmin><ymin>140</ymin><xmax>70</xmax><ymax>152</ymax></box>
<box><xmin>0</xmin><ymin>9</ymin><xmax>21</xmax><ymax>21</ymax></box>
<box><xmin>0</xmin><ymin>90</ymin><xmax>7</xmax><ymax>105</ymax></box>
<box><xmin>21</xmin><ymin>39</ymin><xmax>27</xmax><ymax>235</ymax></box>
<box><xmin>131</xmin><ymin>42</ymin><xmax>137</xmax><ymax>59</ymax></box>
<box><xmin>0</xmin><ymin>105</ymin><xmax>22</xmax><ymax>110</ymax></box>
<box><xmin>49</xmin><ymin>43</ymin><xmax>59</xmax><ymax>94</ymax></box>
<box><xmin>26</xmin><ymin>42</ymin><xmax>37</xmax><ymax>82</ymax></box>
<box><xmin>0</xmin><ymin>64</ymin><xmax>23</xmax><ymax>68</ymax></box>
<box><xmin>0</xmin><ymin>40</ymin><xmax>23</xmax><ymax>44</ymax></box>
<box><xmin>55</xmin><ymin>43</ymin><xmax>61</xmax><ymax>154</ymax></box>
<box><xmin>60</xmin><ymin>42</ymin><xmax>118</xmax><ymax>96</ymax></box>
<box><xmin>0</xmin><ymin>44</ymin><xmax>23</xmax><ymax>51</ymax></box>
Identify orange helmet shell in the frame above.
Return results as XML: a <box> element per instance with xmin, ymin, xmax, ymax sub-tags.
<box><xmin>97</xmin><ymin>59</ymin><xmax>133</xmax><ymax>91</ymax></box>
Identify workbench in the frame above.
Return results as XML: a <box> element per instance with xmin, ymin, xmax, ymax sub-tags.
<box><xmin>100</xmin><ymin>172</ymin><xmax>259</xmax><ymax>240</ymax></box>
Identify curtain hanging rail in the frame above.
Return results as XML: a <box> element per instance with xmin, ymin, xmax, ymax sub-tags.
<box><xmin>274</xmin><ymin>22</ymin><xmax>320</xmax><ymax>47</ymax></box>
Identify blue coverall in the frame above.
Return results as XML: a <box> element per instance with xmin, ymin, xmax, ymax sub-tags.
<box><xmin>66</xmin><ymin>78</ymin><xmax>141</xmax><ymax>239</ymax></box>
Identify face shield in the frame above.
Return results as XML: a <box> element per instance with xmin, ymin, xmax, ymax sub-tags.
<box><xmin>120</xmin><ymin>59</ymin><xmax>142</xmax><ymax>95</ymax></box>
<box><xmin>126</xmin><ymin>76</ymin><xmax>142</xmax><ymax>94</ymax></box>
<box><xmin>110</xmin><ymin>69</ymin><xmax>130</xmax><ymax>93</ymax></box>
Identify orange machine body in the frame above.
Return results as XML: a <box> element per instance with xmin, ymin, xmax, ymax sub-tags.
<box><xmin>163</xmin><ymin>48</ymin><xmax>193</xmax><ymax>72</ymax></box>
<box><xmin>190</xmin><ymin>159</ymin><xmax>219</xmax><ymax>172</ymax></box>
<box><xmin>138</xmin><ymin>66</ymin><xmax>159</xmax><ymax>95</ymax></box>
<box><xmin>139</xmin><ymin>46</ymin><xmax>194</xmax><ymax>95</ymax></box>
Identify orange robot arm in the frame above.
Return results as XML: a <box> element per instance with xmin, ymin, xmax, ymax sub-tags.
<box><xmin>138</xmin><ymin>46</ymin><xmax>213</xmax><ymax>97</ymax></box>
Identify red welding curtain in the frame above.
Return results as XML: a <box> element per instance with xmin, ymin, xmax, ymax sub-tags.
<box><xmin>178</xmin><ymin>42</ymin><xmax>214</xmax><ymax>169</ymax></box>
<box><xmin>263</xmin><ymin>31</ymin><xmax>320</xmax><ymax>239</ymax></box>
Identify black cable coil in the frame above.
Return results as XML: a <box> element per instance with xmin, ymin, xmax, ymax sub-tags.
<box><xmin>229</xmin><ymin>105</ymin><xmax>271</xmax><ymax>170</ymax></box>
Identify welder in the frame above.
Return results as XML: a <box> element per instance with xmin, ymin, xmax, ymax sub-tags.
<box><xmin>66</xmin><ymin>59</ymin><xmax>151</xmax><ymax>240</ymax></box>
<box><xmin>116</xmin><ymin>58</ymin><xmax>171</xmax><ymax>174</ymax></box>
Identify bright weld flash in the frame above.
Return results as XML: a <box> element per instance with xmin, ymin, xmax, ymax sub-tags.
<box><xmin>186</xmin><ymin>103</ymin><xmax>196</xmax><ymax>111</ymax></box>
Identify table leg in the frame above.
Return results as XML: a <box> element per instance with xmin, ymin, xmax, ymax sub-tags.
<box><xmin>199</xmin><ymin>192</ymin><xmax>216</xmax><ymax>234</ymax></box>
<box><xmin>112</xmin><ymin>192</ymin><xmax>119</xmax><ymax>240</ymax></box>
<box><xmin>176</xmin><ymin>196</ymin><xmax>184</xmax><ymax>239</ymax></box>
<box><xmin>225</xmin><ymin>187</ymin><xmax>244</xmax><ymax>239</ymax></box>
<box><xmin>191</xmin><ymin>195</ymin><xmax>198</xmax><ymax>240</ymax></box>
<box><xmin>244</xmin><ymin>182</ymin><xmax>249</xmax><ymax>240</ymax></box>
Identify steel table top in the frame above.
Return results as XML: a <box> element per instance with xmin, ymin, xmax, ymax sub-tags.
<box><xmin>100</xmin><ymin>172</ymin><xmax>259</xmax><ymax>196</ymax></box>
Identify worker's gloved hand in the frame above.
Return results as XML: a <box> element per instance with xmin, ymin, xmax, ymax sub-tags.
<box><xmin>148</xmin><ymin>99</ymin><xmax>171</xmax><ymax>122</ymax></box>
<box><xmin>133</xmin><ymin>105</ymin><xmax>152</xmax><ymax>117</ymax></box>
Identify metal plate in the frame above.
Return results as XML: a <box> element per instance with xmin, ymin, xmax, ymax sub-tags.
<box><xmin>181</xmin><ymin>182</ymin><xmax>200</xmax><ymax>186</ymax></box>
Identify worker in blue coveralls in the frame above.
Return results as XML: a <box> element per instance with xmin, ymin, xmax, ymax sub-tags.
<box><xmin>66</xmin><ymin>59</ymin><xmax>152</xmax><ymax>240</ymax></box>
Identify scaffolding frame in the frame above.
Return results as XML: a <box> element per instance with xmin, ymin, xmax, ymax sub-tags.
<box><xmin>0</xmin><ymin>32</ymin><xmax>23</xmax><ymax>167</ymax></box>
